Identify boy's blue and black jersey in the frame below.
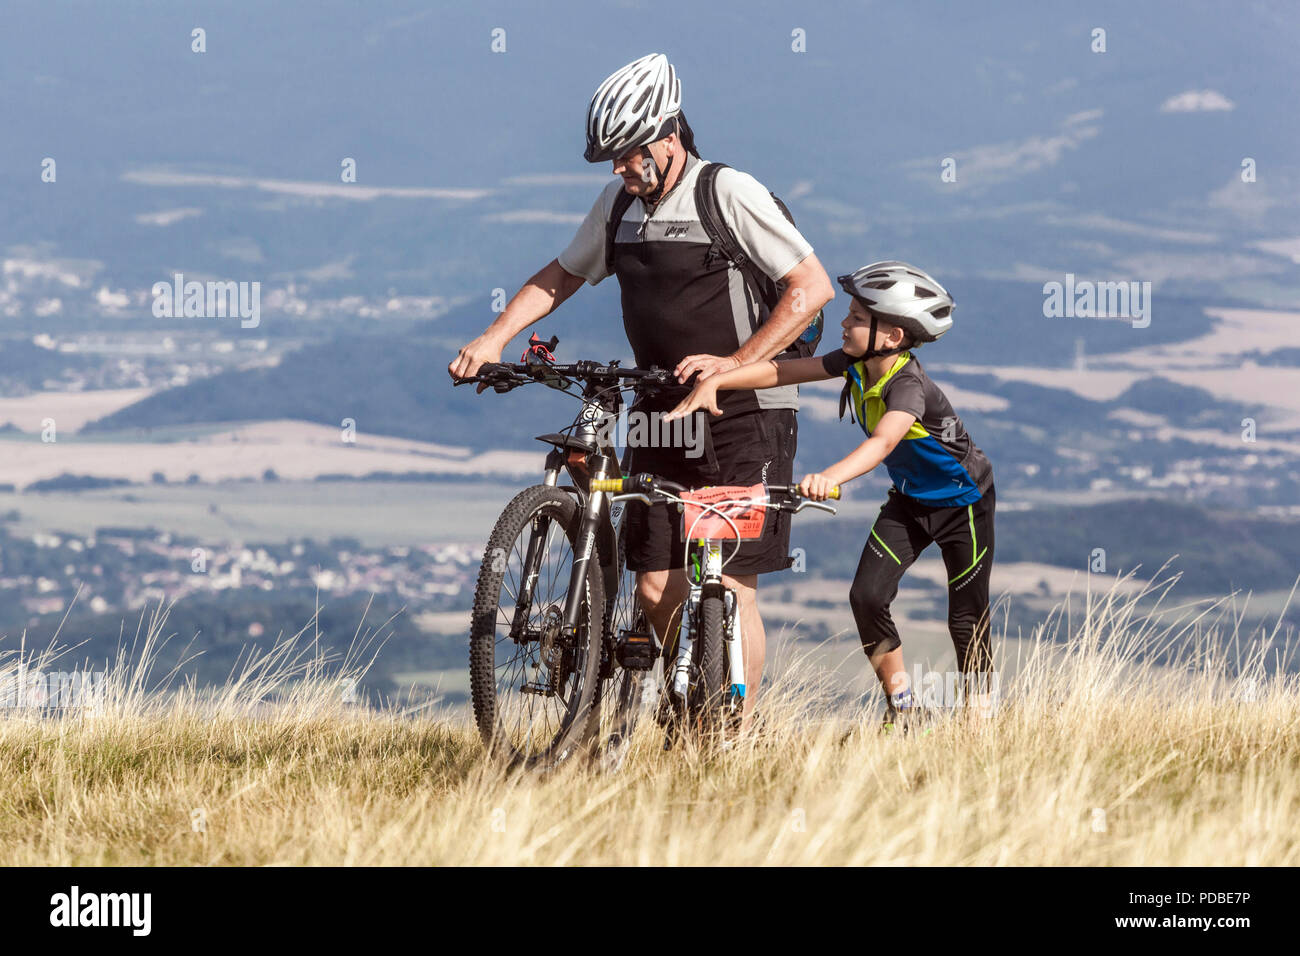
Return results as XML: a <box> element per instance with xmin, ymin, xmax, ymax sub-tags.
<box><xmin>821</xmin><ymin>349</ymin><xmax>994</xmax><ymax>507</ymax></box>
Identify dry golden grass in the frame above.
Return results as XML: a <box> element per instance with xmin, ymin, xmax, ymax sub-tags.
<box><xmin>1</xmin><ymin>569</ymin><xmax>1298</xmax><ymax>866</ymax></box>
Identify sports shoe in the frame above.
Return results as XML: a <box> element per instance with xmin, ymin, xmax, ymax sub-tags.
<box><xmin>880</xmin><ymin>705</ymin><xmax>935</xmax><ymax>737</ymax></box>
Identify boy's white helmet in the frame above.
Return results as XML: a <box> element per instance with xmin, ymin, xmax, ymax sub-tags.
<box><xmin>837</xmin><ymin>260</ymin><xmax>954</xmax><ymax>343</ymax></box>
<box><xmin>584</xmin><ymin>53</ymin><xmax>682</xmax><ymax>163</ymax></box>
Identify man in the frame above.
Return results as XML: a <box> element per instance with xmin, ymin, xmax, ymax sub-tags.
<box><xmin>449</xmin><ymin>53</ymin><xmax>833</xmax><ymax>720</ymax></box>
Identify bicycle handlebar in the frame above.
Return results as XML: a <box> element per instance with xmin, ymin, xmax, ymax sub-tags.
<box><xmin>590</xmin><ymin>474</ymin><xmax>840</xmax><ymax>513</ymax></box>
<box><xmin>453</xmin><ymin>360</ymin><xmax>680</xmax><ymax>393</ymax></box>
<box><xmin>764</xmin><ymin>483</ymin><xmax>841</xmax><ymax>501</ymax></box>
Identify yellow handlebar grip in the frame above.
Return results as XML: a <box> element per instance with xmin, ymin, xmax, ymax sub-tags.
<box><xmin>830</xmin><ymin>486</ymin><xmax>841</xmax><ymax>500</ymax></box>
<box><xmin>590</xmin><ymin>477</ymin><xmax>624</xmax><ymax>492</ymax></box>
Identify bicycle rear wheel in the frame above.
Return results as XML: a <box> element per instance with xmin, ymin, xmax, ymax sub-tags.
<box><xmin>469</xmin><ymin>485</ymin><xmax>604</xmax><ymax>770</ymax></box>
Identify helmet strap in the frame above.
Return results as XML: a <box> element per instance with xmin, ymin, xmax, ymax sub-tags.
<box><xmin>856</xmin><ymin>306</ymin><xmax>910</xmax><ymax>359</ymax></box>
<box><xmin>839</xmin><ymin>307</ymin><xmax>908</xmax><ymax>423</ymax></box>
<box><xmin>641</xmin><ymin>118</ymin><xmax>681</xmax><ymax>205</ymax></box>
<box><xmin>642</xmin><ymin>145</ymin><xmax>681</xmax><ymax>204</ymax></box>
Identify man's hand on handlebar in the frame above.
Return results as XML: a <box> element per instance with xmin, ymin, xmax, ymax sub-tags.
<box><xmin>448</xmin><ymin>333</ymin><xmax>506</xmax><ymax>393</ymax></box>
<box><xmin>674</xmin><ymin>353</ymin><xmax>739</xmax><ymax>385</ymax></box>
<box><xmin>798</xmin><ymin>472</ymin><xmax>839</xmax><ymax>502</ymax></box>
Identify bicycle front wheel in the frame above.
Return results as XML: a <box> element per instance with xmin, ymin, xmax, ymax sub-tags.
<box><xmin>469</xmin><ymin>485</ymin><xmax>604</xmax><ymax>770</ymax></box>
<box><xmin>689</xmin><ymin>590</ymin><xmax>729</xmax><ymax>735</ymax></box>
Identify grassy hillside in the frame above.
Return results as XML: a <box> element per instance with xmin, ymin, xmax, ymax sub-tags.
<box><xmin>1</xmin><ymin>580</ymin><xmax>1297</xmax><ymax>865</ymax></box>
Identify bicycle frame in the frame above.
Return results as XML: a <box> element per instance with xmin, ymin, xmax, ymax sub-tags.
<box><xmin>499</xmin><ymin>371</ymin><xmax>660</xmax><ymax>687</ymax></box>
<box><xmin>515</xmin><ymin>392</ymin><xmax>625</xmax><ymax>654</ymax></box>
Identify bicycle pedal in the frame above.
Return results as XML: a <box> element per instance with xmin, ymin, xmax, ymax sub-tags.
<box><xmin>615</xmin><ymin>628</ymin><xmax>660</xmax><ymax>671</ymax></box>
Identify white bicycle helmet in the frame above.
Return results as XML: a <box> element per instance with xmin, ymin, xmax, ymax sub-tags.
<box><xmin>584</xmin><ymin>53</ymin><xmax>682</xmax><ymax>164</ymax></box>
<box><xmin>837</xmin><ymin>261</ymin><xmax>954</xmax><ymax>350</ymax></box>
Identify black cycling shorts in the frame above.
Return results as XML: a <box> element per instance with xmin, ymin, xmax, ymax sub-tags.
<box><xmin>849</xmin><ymin>484</ymin><xmax>996</xmax><ymax>674</ymax></box>
<box><xmin>619</xmin><ymin>407</ymin><xmax>797</xmax><ymax>576</ymax></box>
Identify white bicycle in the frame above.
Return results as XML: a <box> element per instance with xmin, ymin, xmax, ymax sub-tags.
<box><xmin>591</xmin><ymin>473</ymin><xmax>839</xmax><ymax>747</ymax></box>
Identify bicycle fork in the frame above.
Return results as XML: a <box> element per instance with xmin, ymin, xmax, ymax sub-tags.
<box><xmin>724</xmin><ymin>589</ymin><xmax>744</xmax><ymax>703</ymax></box>
<box><xmin>517</xmin><ymin>449</ymin><xmax>619</xmax><ymax>697</ymax></box>
<box><xmin>669</xmin><ymin>541</ymin><xmax>746</xmax><ymax>710</ymax></box>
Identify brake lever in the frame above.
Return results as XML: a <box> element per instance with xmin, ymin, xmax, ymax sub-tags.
<box><xmin>453</xmin><ymin>362</ymin><xmax>502</xmax><ymax>386</ymax></box>
<box><xmin>609</xmin><ymin>492</ymin><xmax>655</xmax><ymax>506</ymax></box>
<box><xmin>791</xmin><ymin>499</ymin><xmax>838</xmax><ymax>515</ymax></box>
<box><xmin>453</xmin><ymin>365</ymin><xmax>520</xmax><ymax>392</ymax></box>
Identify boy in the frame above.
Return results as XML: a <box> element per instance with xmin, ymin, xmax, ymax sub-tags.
<box><xmin>663</xmin><ymin>261</ymin><xmax>996</xmax><ymax>732</ymax></box>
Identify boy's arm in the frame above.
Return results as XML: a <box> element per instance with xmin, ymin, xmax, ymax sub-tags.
<box><xmin>816</xmin><ymin>410</ymin><xmax>916</xmax><ymax>488</ymax></box>
<box><xmin>663</xmin><ymin>356</ymin><xmax>834</xmax><ymax>422</ymax></box>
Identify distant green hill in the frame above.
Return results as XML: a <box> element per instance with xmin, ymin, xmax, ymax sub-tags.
<box><xmin>788</xmin><ymin>497</ymin><xmax>1300</xmax><ymax>596</ymax></box>
<box><xmin>77</xmin><ymin>287</ymin><xmax>1287</xmax><ymax>510</ymax></box>
<box><xmin>82</xmin><ymin>329</ymin><xmax>586</xmax><ymax>450</ymax></box>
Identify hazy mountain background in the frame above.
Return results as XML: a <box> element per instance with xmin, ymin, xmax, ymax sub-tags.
<box><xmin>1</xmin><ymin>1</ymin><xmax>1298</xmax><ymax>700</ymax></box>
<box><xmin>4</xmin><ymin>0</ymin><xmax>1298</xmax><ymax>323</ymax></box>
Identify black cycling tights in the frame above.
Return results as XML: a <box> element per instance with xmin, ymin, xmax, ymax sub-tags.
<box><xmin>848</xmin><ymin>485</ymin><xmax>996</xmax><ymax>677</ymax></box>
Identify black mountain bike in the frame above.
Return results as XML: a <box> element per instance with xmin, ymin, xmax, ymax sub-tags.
<box><xmin>455</xmin><ymin>335</ymin><xmax>676</xmax><ymax>770</ymax></box>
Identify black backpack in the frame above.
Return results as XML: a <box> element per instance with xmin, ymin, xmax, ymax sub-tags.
<box><xmin>604</xmin><ymin>162</ymin><xmax>824</xmax><ymax>359</ymax></box>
